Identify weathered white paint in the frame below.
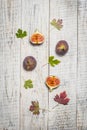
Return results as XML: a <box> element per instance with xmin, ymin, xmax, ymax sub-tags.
<box><xmin>49</xmin><ymin>0</ymin><xmax>77</xmax><ymax>130</ymax></box>
<box><xmin>20</xmin><ymin>0</ymin><xmax>49</xmax><ymax>130</ymax></box>
<box><xmin>0</xmin><ymin>0</ymin><xmax>87</xmax><ymax>130</ymax></box>
<box><xmin>0</xmin><ymin>0</ymin><xmax>21</xmax><ymax>130</ymax></box>
<box><xmin>77</xmin><ymin>0</ymin><xmax>87</xmax><ymax>130</ymax></box>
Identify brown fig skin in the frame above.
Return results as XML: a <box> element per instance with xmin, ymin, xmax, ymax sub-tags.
<box><xmin>23</xmin><ymin>56</ymin><xmax>37</xmax><ymax>71</ymax></box>
<box><xmin>30</xmin><ymin>41</ymin><xmax>43</xmax><ymax>46</ymax></box>
<box><xmin>55</xmin><ymin>40</ymin><xmax>69</xmax><ymax>56</ymax></box>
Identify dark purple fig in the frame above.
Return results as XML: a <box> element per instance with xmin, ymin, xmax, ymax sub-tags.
<box><xmin>55</xmin><ymin>40</ymin><xmax>69</xmax><ymax>56</ymax></box>
<box><xmin>23</xmin><ymin>56</ymin><xmax>37</xmax><ymax>71</ymax></box>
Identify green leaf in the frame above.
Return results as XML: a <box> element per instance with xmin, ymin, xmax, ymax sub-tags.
<box><xmin>53</xmin><ymin>59</ymin><xmax>60</xmax><ymax>64</ymax></box>
<box><xmin>24</xmin><ymin>79</ymin><xmax>33</xmax><ymax>89</ymax></box>
<box><xmin>16</xmin><ymin>28</ymin><xmax>27</xmax><ymax>39</ymax></box>
<box><xmin>48</xmin><ymin>56</ymin><xmax>61</xmax><ymax>67</ymax></box>
<box><xmin>50</xmin><ymin>19</ymin><xmax>63</xmax><ymax>30</ymax></box>
<box><xmin>49</xmin><ymin>56</ymin><xmax>54</xmax><ymax>62</ymax></box>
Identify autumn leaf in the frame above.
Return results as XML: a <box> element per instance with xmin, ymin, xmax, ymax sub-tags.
<box><xmin>29</xmin><ymin>101</ymin><xmax>40</xmax><ymax>115</ymax></box>
<box><xmin>24</xmin><ymin>79</ymin><xmax>33</xmax><ymax>89</ymax></box>
<box><xmin>16</xmin><ymin>28</ymin><xmax>27</xmax><ymax>39</ymax></box>
<box><xmin>54</xmin><ymin>91</ymin><xmax>70</xmax><ymax>105</ymax></box>
<box><xmin>48</xmin><ymin>56</ymin><xmax>61</xmax><ymax>67</ymax></box>
<box><xmin>50</xmin><ymin>19</ymin><xmax>63</xmax><ymax>30</ymax></box>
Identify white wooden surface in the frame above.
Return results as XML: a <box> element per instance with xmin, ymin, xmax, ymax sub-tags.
<box><xmin>0</xmin><ymin>0</ymin><xmax>21</xmax><ymax>130</ymax></box>
<box><xmin>49</xmin><ymin>0</ymin><xmax>77</xmax><ymax>130</ymax></box>
<box><xmin>0</xmin><ymin>0</ymin><xmax>87</xmax><ymax>130</ymax></box>
<box><xmin>77</xmin><ymin>1</ymin><xmax>87</xmax><ymax>130</ymax></box>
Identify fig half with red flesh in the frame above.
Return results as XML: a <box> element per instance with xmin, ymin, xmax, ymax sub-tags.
<box><xmin>30</xmin><ymin>30</ymin><xmax>44</xmax><ymax>45</ymax></box>
<box><xmin>56</xmin><ymin>40</ymin><xmax>69</xmax><ymax>56</ymax></box>
<box><xmin>23</xmin><ymin>56</ymin><xmax>37</xmax><ymax>71</ymax></box>
<box><xmin>45</xmin><ymin>75</ymin><xmax>60</xmax><ymax>90</ymax></box>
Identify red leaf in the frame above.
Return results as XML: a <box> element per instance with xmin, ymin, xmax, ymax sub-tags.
<box><xmin>60</xmin><ymin>91</ymin><xmax>67</xmax><ymax>99</ymax></box>
<box><xmin>62</xmin><ymin>98</ymin><xmax>70</xmax><ymax>105</ymax></box>
<box><xmin>29</xmin><ymin>105</ymin><xmax>35</xmax><ymax>111</ymax></box>
<box><xmin>29</xmin><ymin>101</ymin><xmax>40</xmax><ymax>115</ymax></box>
<box><xmin>54</xmin><ymin>91</ymin><xmax>70</xmax><ymax>105</ymax></box>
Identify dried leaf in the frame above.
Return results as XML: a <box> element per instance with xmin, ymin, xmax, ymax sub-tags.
<box><xmin>54</xmin><ymin>91</ymin><xmax>70</xmax><ymax>105</ymax></box>
<box><xmin>29</xmin><ymin>101</ymin><xmax>40</xmax><ymax>115</ymax></box>
<box><xmin>51</xmin><ymin>19</ymin><xmax>63</xmax><ymax>30</ymax></box>
<box><xmin>24</xmin><ymin>79</ymin><xmax>33</xmax><ymax>89</ymax></box>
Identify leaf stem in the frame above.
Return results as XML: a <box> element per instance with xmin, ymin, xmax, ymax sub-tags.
<box><xmin>51</xmin><ymin>104</ymin><xmax>59</xmax><ymax>110</ymax></box>
<box><xmin>39</xmin><ymin>104</ymin><xmax>59</xmax><ymax>112</ymax></box>
<box><xmin>42</xmin><ymin>63</ymin><xmax>48</xmax><ymax>67</ymax></box>
<box><xmin>22</xmin><ymin>38</ymin><xmax>24</xmax><ymax>45</ymax></box>
<box><xmin>40</xmin><ymin>108</ymin><xmax>50</xmax><ymax>112</ymax></box>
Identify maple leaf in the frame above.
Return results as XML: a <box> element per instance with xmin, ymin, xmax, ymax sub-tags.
<box><xmin>54</xmin><ymin>91</ymin><xmax>70</xmax><ymax>105</ymax></box>
<box><xmin>29</xmin><ymin>101</ymin><xmax>40</xmax><ymax>115</ymax></box>
<box><xmin>24</xmin><ymin>79</ymin><xmax>33</xmax><ymax>89</ymax></box>
<box><xmin>16</xmin><ymin>28</ymin><xmax>27</xmax><ymax>39</ymax></box>
<box><xmin>48</xmin><ymin>56</ymin><xmax>61</xmax><ymax>67</ymax></box>
<box><xmin>50</xmin><ymin>18</ymin><xmax>63</xmax><ymax>30</ymax></box>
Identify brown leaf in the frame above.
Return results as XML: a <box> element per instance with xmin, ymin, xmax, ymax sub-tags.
<box><xmin>29</xmin><ymin>101</ymin><xmax>40</xmax><ymax>115</ymax></box>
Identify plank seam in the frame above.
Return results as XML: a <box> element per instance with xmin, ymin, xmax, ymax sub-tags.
<box><xmin>47</xmin><ymin>0</ymin><xmax>50</xmax><ymax>130</ymax></box>
<box><xmin>19</xmin><ymin>0</ymin><xmax>22</xmax><ymax>129</ymax></box>
<box><xmin>76</xmin><ymin>0</ymin><xmax>78</xmax><ymax>129</ymax></box>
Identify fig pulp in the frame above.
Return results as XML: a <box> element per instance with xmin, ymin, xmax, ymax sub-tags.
<box><xmin>30</xmin><ymin>30</ymin><xmax>44</xmax><ymax>45</ymax></box>
<box><xmin>45</xmin><ymin>75</ymin><xmax>60</xmax><ymax>90</ymax></box>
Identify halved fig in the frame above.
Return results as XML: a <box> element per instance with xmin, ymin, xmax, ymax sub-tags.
<box><xmin>30</xmin><ymin>30</ymin><xmax>44</xmax><ymax>45</ymax></box>
<box><xmin>23</xmin><ymin>56</ymin><xmax>37</xmax><ymax>71</ymax></box>
<box><xmin>55</xmin><ymin>40</ymin><xmax>69</xmax><ymax>56</ymax></box>
<box><xmin>45</xmin><ymin>75</ymin><xmax>60</xmax><ymax>90</ymax></box>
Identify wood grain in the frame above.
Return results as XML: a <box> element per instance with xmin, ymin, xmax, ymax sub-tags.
<box><xmin>49</xmin><ymin>0</ymin><xmax>77</xmax><ymax>130</ymax></box>
<box><xmin>0</xmin><ymin>0</ymin><xmax>87</xmax><ymax>130</ymax></box>
<box><xmin>77</xmin><ymin>0</ymin><xmax>87</xmax><ymax>130</ymax></box>
<box><xmin>20</xmin><ymin>0</ymin><xmax>49</xmax><ymax>130</ymax></box>
<box><xmin>0</xmin><ymin>0</ymin><xmax>21</xmax><ymax>130</ymax></box>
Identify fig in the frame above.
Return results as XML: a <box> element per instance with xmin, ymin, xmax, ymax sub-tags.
<box><xmin>23</xmin><ymin>56</ymin><xmax>37</xmax><ymax>71</ymax></box>
<box><xmin>45</xmin><ymin>75</ymin><xmax>60</xmax><ymax>90</ymax></box>
<box><xmin>55</xmin><ymin>40</ymin><xmax>69</xmax><ymax>56</ymax></box>
<box><xmin>30</xmin><ymin>30</ymin><xmax>44</xmax><ymax>45</ymax></box>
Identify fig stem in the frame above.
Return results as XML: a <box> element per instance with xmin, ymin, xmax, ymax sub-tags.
<box><xmin>49</xmin><ymin>89</ymin><xmax>53</xmax><ymax>92</ymax></box>
<box><xmin>35</xmin><ymin>28</ymin><xmax>38</xmax><ymax>33</ymax></box>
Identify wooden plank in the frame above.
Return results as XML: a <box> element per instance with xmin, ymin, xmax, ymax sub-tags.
<box><xmin>77</xmin><ymin>0</ymin><xmax>87</xmax><ymax>130</ymax></box>
<box><xmin>49</xmin><ymin>0</ymin><xmax>77</xmax><ymax>130</ymax></box>
<box><xmin>20</xmin><ymin>0</ymin><xmax>49</xmax><ymax>130</ymax></box>
<box><xmin>0</xmin><ymin>0</ymin><xmax>21</xmax><ymax>129</ymax></box>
